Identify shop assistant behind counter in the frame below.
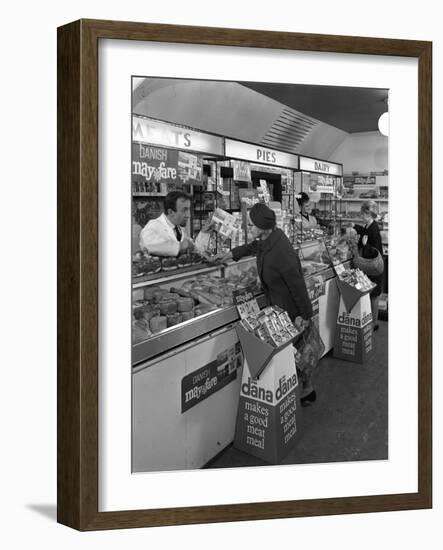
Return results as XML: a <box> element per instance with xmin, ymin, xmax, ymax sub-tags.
<box><xmin>139</xmin><ymin>191</ymin><xmax>210</xmax><ymax>256</ymax></box>
<box><xmin>296</xmin><ymin>192</ymin><xmax>318</xmax><ymax>229</ymax></box>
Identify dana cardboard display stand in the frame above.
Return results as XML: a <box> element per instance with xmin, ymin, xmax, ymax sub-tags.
<box><xmin>333</xmin><ymin>278</ymin><xmax>374</xmax><ymax>363</ymax></box>
<box><xmin>234</xmin><ymin>326</ymin><xmax>301</xmax><ymax>464</ymax></box>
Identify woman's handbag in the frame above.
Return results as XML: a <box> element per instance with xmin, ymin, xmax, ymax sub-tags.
<box><xmin>352</xmin><ymin>244</ymin><xmax>384</xmax><ymax>277</ymax></box>
<box><xmin>294</xmin><ymin>321</ymin><xmax>325</xmax><ymax>378</ymax></box>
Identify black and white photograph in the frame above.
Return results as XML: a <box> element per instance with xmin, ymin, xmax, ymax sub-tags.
<box><xmin>2</xmin><ymin>0</ymin><xmax>438</xmax><ymax>541</ymax></box>
<box><xmin>131</xmin><ymin>77</ymin><xmax>389</xmax><ymax>472</ymax></box>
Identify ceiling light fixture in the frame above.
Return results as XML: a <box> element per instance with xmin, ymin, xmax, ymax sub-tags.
<box><xmin>378</xmin><ymin>97</ymin><xmax>389</xmax><ymax>136</ymax></box>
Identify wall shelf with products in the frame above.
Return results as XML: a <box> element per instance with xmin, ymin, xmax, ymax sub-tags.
<box><xmin>133</xmin><ymin>192</ymin><xmax>167</xmax><ymax>197</ymax></box>
<box><xmin>320</xmin><ymin>198</ymin><xmax>389</xmax><ymax>203</ymax></box>
<box><xmin>343</xmin><ymin>173</ymin><xmax>387</xmax><ymax>183</ymax></box>
<box><xmin>341</xmin><ymin>173</ymin><xmax>389</xmax><ymax>199</ymax></box>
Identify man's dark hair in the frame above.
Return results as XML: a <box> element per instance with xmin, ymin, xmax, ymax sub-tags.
<box><xmin>163</xmin><ymin>191</ymin><xmax>191</xmax><ymax>215</ymax></box>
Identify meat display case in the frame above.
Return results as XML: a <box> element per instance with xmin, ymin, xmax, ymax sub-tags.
<box><xmin>132</xmin><ymin>256</ymin><xmax>263</xmax><ymax>365</ymax></box>
<box><xmin>132</xmin><ymin>239</ymin><xmax>352</xmax><ymax>366</ymax></box>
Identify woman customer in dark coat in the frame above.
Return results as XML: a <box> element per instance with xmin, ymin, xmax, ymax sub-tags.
<box><xmin>218</xmin><ymin>203</ymin><xmax>315</xmax><ymax>404</ymax></box>
<box><xmin>353</xmin><ymin>200</ymin><xmax>384</xmax><ymax>331</ymax></box>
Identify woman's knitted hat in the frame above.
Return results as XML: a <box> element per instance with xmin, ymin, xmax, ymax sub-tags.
<box><xmin>249</xmin><ymin>203</ymin><xmax>276</xmax><ymax>230</ymax></box>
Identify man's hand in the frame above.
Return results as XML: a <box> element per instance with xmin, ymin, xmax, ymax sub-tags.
<box><xmin>201</xmin><ymin>216</ymin><xmax>215</xmax><ymax>234</ymax></box>
<box><xmin>362</xmin><ymin>235</ymin><xmax>368</xmax><ymax>246</ymax></box>
<box><xmin>179</xmin><ymin>237</ymin><xmax>194</xmax><ymax>252</ymax></box>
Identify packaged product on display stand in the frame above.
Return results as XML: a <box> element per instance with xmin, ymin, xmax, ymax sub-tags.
<box><xmin>233</xmin><ymin>287</ymin><xmax>303</xmax><ymax>379</ymax></box>
<box><xmin>239</xmin><ymin>305</ymin><xmax>302</xmax><ymax>348</ymax></box>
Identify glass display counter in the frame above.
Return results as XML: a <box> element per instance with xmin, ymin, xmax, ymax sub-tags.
<box><xmin>132</xmin><ymin>235</ymin><xmax>353</xmax><ymax>365</ymax></box>
<box><xmin>132</xmin><ymin>256</ymin><xmax>262</xmax><ymax>364</ymax></box>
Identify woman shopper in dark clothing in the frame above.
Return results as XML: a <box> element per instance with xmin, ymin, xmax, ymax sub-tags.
<box><xmin>217</xmin><ymin>203</ymin><xmax>315</xmax><ymax>404</ymax></box>
<box><xmin>353</xmin><ymin>200</ymin><xmax>384</xmax><ymax>331</ymax></box>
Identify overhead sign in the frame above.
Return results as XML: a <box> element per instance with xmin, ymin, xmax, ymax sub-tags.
<box><xmin>300</xmin><ymin>157</ymin><xmax>343</xmax><ymax>176</ymax></box>
<box><xmin>132</xmin><ymin>116</ymin><xmax>224</xmax><ymax>156</ymax></box>
<box><xmin>225</xmin><ymin>139</ymin><xmax>299</xmax><ymax>170</ymax></box>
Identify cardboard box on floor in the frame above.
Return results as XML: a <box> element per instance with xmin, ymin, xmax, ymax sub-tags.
<box><xmin>234</xmin><ymin>340</ymin><xmax>301</xmax><ymax>464</ymax></box>
<box><xmin>333</xmin><ymin>278</ymin><xmax>374</xmax><ymax>363</ymax></box>
<box><xmin>232</xmin><ymin>286</ymin><xmax>303</xmax><ymax>464</ymax></box>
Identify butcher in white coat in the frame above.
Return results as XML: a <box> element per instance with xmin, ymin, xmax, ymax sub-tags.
<box><xmin>139</xmin><ymin>191</ymin><xmax>211</xmax><ymax>256</ymax></box>
<box><xmin>296</xmin><ymin>191</ymin><xmax>319</xmax><ymax>229</ymax></box>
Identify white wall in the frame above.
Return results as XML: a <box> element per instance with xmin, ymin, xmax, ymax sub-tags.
<box><xmin>328</xmin><ymin>131</ymin><xmax>388</xmax><ymax>173</ymax></box>
<box><xmin>298</xmin><ymin>122</ymin><xmax>348</xmax><ymax>159</ymax></box>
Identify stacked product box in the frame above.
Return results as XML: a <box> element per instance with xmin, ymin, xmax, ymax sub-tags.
<box><xmin>239</xmin><ymin>305</ymin><xmax>302</xmax><ymax>348</ymax></box>
<box><xmin>338</xmin><ymin>267</ymin><xmax>375</xmax><ymax>292</ymax></box>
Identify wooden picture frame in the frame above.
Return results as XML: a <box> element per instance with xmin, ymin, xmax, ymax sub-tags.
<box><xmin>57</xmin><ymin>19</ymin><xmax>432</xmax><ymax>530</ymax></box>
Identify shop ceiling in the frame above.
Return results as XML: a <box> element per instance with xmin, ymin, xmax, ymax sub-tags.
<box><xmin>240</xmin><ymin>82</ymin><xmax>388</xmax><ymax>134</ymax></box>
<box><xmin>133</xmin><ymin>78</ymin><xmax>388</xmax><ymax>159</ymax></box>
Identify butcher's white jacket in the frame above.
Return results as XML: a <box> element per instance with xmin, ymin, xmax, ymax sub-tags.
<box><xmin>139</xmin><ymin>213</ymin><xmax>208</xmax><ymax>257</ymax></box>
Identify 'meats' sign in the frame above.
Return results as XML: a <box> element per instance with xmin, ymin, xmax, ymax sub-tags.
<box><xmin>132</xmin><ymin>116</ymin><xmax>224</xmax><ymax>156</ymax></box>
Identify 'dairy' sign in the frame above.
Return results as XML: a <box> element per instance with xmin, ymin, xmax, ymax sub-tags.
<box><xmin>234</xmin><ymin>346</ymin><xmax>300</xmax><ymax>464</ymax></box>
<box><xmin>300</xmin><ymin>156</ymin><xmax>343</xmax><ymax>176</ymax></box>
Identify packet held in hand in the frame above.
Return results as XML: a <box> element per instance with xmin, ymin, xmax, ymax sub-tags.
<box><xmin>212</xmin><ymin>208</ymin><xmax>242</xmax><ymax>239</ymax></box>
